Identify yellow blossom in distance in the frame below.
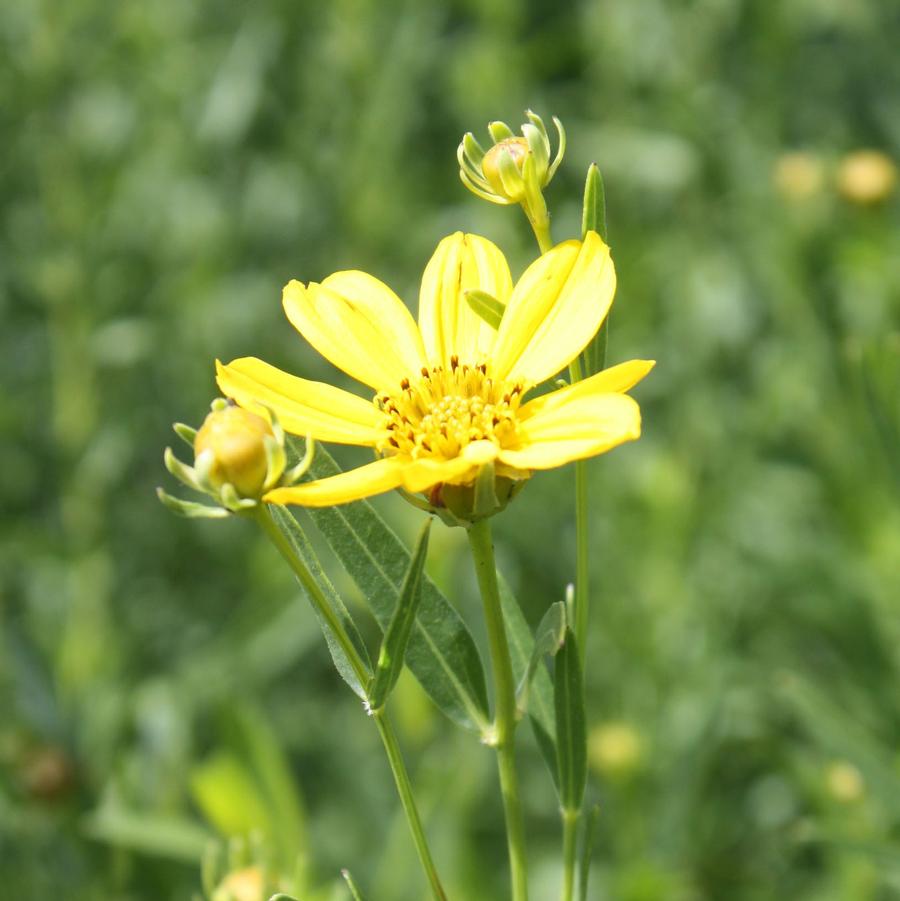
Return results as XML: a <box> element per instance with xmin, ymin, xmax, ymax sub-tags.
<box><xmin>837</xmin><ymin>150</ymin><xmax>897</xmax><ymax>204</ymax></box>
<box><xmin>216</xmin><ymin>231</ymin><xmax>654</xmax><ymax>510</ymax></box>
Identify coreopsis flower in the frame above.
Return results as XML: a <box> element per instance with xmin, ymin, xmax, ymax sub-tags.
<box><xmin>217</xmin><ymin>231</ymin><xmax>653</xmax><ymax>522</ymax></box>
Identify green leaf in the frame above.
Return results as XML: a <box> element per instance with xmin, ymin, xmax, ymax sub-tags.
<box><xmin>298</xmin><ymin>441</ymin><xmax>490</xmax><ymax>733</ymax></box>
<box><xmin>581</xmin><ymin>163</ymin><xmax>607</xmax><ymax>242</ymax></box>
<box><xmin>579</xmin><ymin>163</ymin><xmax>610</xmax><ymax>379</ymax></box>
<box><xmin>516</xmin><ymin>601</ymin><xmax>566</xmax><ymax>716</ymax></box>
<box><xmin>465</xmin><ymin>289</ymin><xmax>506</xmax><ymax>329</ymax></box>
<box><xmin>83</xmin><ymin>807</ymin><xmax>212</xmax><ymax>862</ymax></box>
<box><xmin>497</xmin><ymin>573</ymin><xmax>557</xmax><ymax>782</ymax></box>
<box><xmin>190</xmin><ymin>752</ymin><xmax>271</xmax><ymax>838</ymax></box>
<box><xmin>367</xmin><ymin>519</ymin><xmax>431</xmax><ymax>712</ymax></box>
<box><xmin>269</xmin><ymin>505</ymin><xmax>372</xmax><ymax>699</ymax></box>
<box><xmin>578</xmin><ymin>803</ymin><xmax>601</xmax><ymax>901</ymax></box>
<box><xmin>341</xmin><ymin>868</ymin><xmax>366</xmax><ymax>900</ymax></box>
<box><xmin>555</xmin><ymin>627</ymin><xmax>587</xmax><ymax>812</ymax></box>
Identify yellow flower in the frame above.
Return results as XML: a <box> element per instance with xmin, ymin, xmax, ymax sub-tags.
<box><xmin>837</xmin><ymin>149</ymin><xmax>897</xmax><ymax>204</ymax></box>
<box><xmin>216</xmin><ymin>231</ymin><xmax>653</xmax><ymax>511</ymax></box>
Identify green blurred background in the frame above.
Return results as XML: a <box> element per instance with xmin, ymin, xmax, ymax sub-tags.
<box><xmin>3</xmin><ymin>0</ymin><xmax>900</xmax><ymax>898</ymax></box>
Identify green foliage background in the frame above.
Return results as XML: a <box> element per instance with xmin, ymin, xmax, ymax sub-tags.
<box><xmin>3</xmin><ymin>0</ymin><xmax>900</xmax><ymax>897</ymax></box>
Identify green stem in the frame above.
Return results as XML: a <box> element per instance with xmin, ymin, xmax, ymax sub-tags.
<box><xmin>572</xmin><ymin>461</ymin><xmax>589</xmax><ymax>665</ymax></box>
<box><xmin>255</xmin><ymin>506</ymin><xmax>447</xmax><ymax>901</ymax></box>
<box><xmin>526</xmin><ymin>207</ymin><xmax>554</xmax><ymax>254</ymax></box>
<box><xmin>373</xmin><ymin>712</ymin><xmax>448</xmax><ymax>901</ymax></box>
<box><xmin>467</xmin><ymin>519</ymin><xmax>528</xmax><ymax>901</ymax></box>
<box><xmin>561</xmin><ymin>808</ymin><xmax>579</xmax><ymax>901</ymax></box>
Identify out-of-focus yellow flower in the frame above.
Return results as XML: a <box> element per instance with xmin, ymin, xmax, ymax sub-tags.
<box><xmin>825</xmin><ymin>760</ymin><xmax>865</xmax><ymax>803</ymax></box>
<box><xmin>773</xmin><ymin>151</ymin><xmax>825</xmax><ymax>201</ymax></box>
<box><xmin>217</xmin><ymin>231</ymin><xmax>653</xmax><ymax>521</ymax></box>
<box><xmin>212</xmin><ymin>865</ymin><xmax>265</xmax><ymax>901</ymax></box>
<box><xmin>837</xmin><ymin>150</ymin><xmax>897</xmax><ymax>204</ymax></box>
<box><xmin>194</xmin><ymin>405</ymin><xmax>275</xmax><ymax>497</ymax></box>
<box><xmin>588</xmin><ymin>721</ymin><xmax>643</xmax><ymax>777</ymax></box>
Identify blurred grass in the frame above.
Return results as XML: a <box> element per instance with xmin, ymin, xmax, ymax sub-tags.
<box><xmin>2</xmin><ymin>0</ymin><xmax>900</xmax><ymax>898</ymax></box>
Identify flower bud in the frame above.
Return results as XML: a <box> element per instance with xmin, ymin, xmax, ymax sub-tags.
<box><xmin>837</xmin><ymin>150</ymin><xmax>897</xmax><ymax>204</ymax></box>
<box><xmin>458</xmin><ymin>110</ymin><xmax>565</xmax><ymax>207</ymax></box>
<box><xmin>194</xmin><ymin>404</ymin><xmax>274</xmax><ymax>497</ymax></box>
<box><xmin>159</xmin><ymin>396</ymin><xmax>314</xmax><ymax>518</ymax></box>
<box><xmin>212</xmin><ymin>865</ymin><xmax>265</xmax><ymax>901</ymax></box>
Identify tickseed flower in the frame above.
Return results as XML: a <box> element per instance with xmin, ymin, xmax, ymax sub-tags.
<box><xmin>458</xmin><ymin>110</ymin><xmax>565</xmax><ymax>205</ymax></box>
<box><xmin>216</xmin><ymin>231</ymin><xmax>653</xmax><ymax>523</ymax></box>
<box><xmin>158</xmin><ymin>398</ymin><xmax>314</xmax><ymax>517</ymax></box>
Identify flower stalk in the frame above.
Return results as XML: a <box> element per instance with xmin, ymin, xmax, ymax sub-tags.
<box><xmin>467</xmin><ymin>519</ymin><xmax>528</xmax><ymax>901</ymax></box>
<box><xmin>254</xmin><ymin>506</ymin><xmax>447</xmax><ymax>901</ymax></box>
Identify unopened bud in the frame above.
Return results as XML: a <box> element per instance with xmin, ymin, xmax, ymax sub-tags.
<box><xmin>194</xmin><ymin>404</ymin><xmax>273</xmax><ymax>497</ymax></box>
<box><xmin>212</xmin><ymin>865</ymin><xmax>265</xmax><ymax>901</ymax></box>
<box><xmin>458</xmin><ymin>110</ymin><xmax>565</xmax><ymax>207</ymax></box>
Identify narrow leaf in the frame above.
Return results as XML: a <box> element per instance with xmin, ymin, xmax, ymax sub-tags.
<box><xmin>516</xmin><ymin>601</ymin><xmax>566</xmax><ymax>716</ymax></box>
<box><xmin>555</xmin><ymin>627</ymin><xmax>587</xmax><ymax>812</ymax></box>
<box><xmin>269</xmin><ymin>505</ymin><xmax>372</xmax><ymax>699</ymax></box>
<box><xmin>579</xmin><ymin>163</ymin><xmax>610</xmax><ymax>378</ymax></box>
<box><xmin>297</xmin><ymin>441</ymin><xmax>490</xmax><ymax>733</ymax></box>
<box><xmin>578</xmin><ymin>803</ymin><xmax>601</xmax><ymax>901</ymax></box>
<box><xmin>581</xmin><ymin>164</ymin><xmax>607</xmax><ymax>242</ymax></box>
<box><xmin>497</xmin><ymin>573</ymin><xmax>557</xmax><ymax>783</ymax></box>
<box><xmin>367</xmin><ymin>519</ymin><xmax>431</xmax><ymax>712</ymax></box>
<box><xmin>341</xmin><ymin>869</ymin><xmax>365</xmax><ymax>900</ymax></box>
<box><xmin>465</xmin><ymin>289</ymin><xmax>506</xmax><ymax>330</ymax></box>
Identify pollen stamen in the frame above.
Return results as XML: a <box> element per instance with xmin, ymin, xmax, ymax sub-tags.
<box><xmin>376</xmin><ymin>363</ymin><xmax>525</xmax><ymax>460</ymax></box>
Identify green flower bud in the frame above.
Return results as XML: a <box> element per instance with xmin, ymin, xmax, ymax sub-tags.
<box><xmin>194</xmin><ymin>405</ymin><xmax>274</xmax><ymax>497</ymax></box>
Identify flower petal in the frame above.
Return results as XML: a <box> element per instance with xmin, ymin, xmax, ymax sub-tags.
<box><xmin>418</xmin><ymin>232</ymin><xmax>513</xmax><ymax>368</ymax></box>
<box><xmin>264</xmin><ymin>456</ymin><xmax>407</xmax><ymax>507</ymax></box>
<box><xmin>498</xmin><ymin>393</ymin><xmax>641</xmax><ymax>470</ymax></box>
<box><xmin>491</xmin><ymin>231</ymin><xmax>616</xmax><ymax>385</ymax></box>
<box><xmin>216</xmin><ymin>357</ymin><xmax>384</xmax><ymax>446</ymax></box>
<box><xmin>518</xmin><ymin>359</ymin><xmax>655</xmax><ymax>421</ymax></box>
<box><xmin>401</xmin><ymin>440</ymin><xmax>498</xmax><ymax>492</ymax></box>
<box><xmin>283</xmin><ymin>273</ymin><xmax>426</xmax><ymax>391</ymax></box>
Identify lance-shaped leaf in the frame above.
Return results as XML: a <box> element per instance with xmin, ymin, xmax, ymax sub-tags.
<box><xmin>581</xmin><ymin>163</ymin><xmax>607</xmax><ymax>242</ymax></box>
<box><xmin>367</xmin><ymin>519</ymin><xmax>431</xmax><ymax>713</ymax></box>
<box><xmin>465</xmin><ymin>289</ymin><xmax>506</xmax><ymax>330</ymax></box>
<box><xmin>579</xmin><ymin>164</ymin><xmax>610</xmax><ymax>378</ymax></box>
<box><xmin>555</xmin><ymin>626</ymin><xmax>587</xmax><ymax>813</ymax></box>
<box><xmin>497</xmin><ymin>573</ymin><xmax>558</xmax><ymax>784</ymax></box>
<box><xmin>269</xmin><ymin>505</ymin><xmax>372</xmax><ymax>699</ymax></box>
<box><xmin>516</xmin><ymin>601</ymin><xmax>566</xmax><ymax>717</ymax></box>
<box><xmin>297</xmin><ymin>441</ymin><xmax>490</xmax><ymax>734</ymax></box>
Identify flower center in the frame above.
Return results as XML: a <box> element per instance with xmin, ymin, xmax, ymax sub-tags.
<box><xmin>376</xmin><ymin>356</ymin><xmax>525</xmax><ymax>459</ymax></box>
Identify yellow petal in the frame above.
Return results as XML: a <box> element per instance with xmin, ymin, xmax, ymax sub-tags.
<box><xmin>499</xmin><ymin>393</ymin><xmax>641</xmax><ymax>470</ymax></box>
<box><xmin>216</xmin><ymin>357</ymin><xmax>384</xmax><ymax>446</ymax></box>
<box><xmin>264</xmin><ymin>456</ymin><xmax>407</xmax><ymax>507</ymax></box>
<box><xmin>283</xmin><ymin>273</ymin><xmax>425</xmax><ymax>391</ymax></box>
<box><xmin>491</xmin><ymin>231</ymin><xmax>616</xmax><ymax>385</ymax></box>
<box><xmin>418</xmin><ymin>232</ymin><xmax>512</xmax><ymax>367</ymax></box>
<box><xmin>519</xmin><ymin>359</ymin><xmax>655</xmax><ymax>421</ymax></box>
<box><xmin>401</xmin><ymin>440</ymin><xmax>498</xmax><ymax>492</ymax></box>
